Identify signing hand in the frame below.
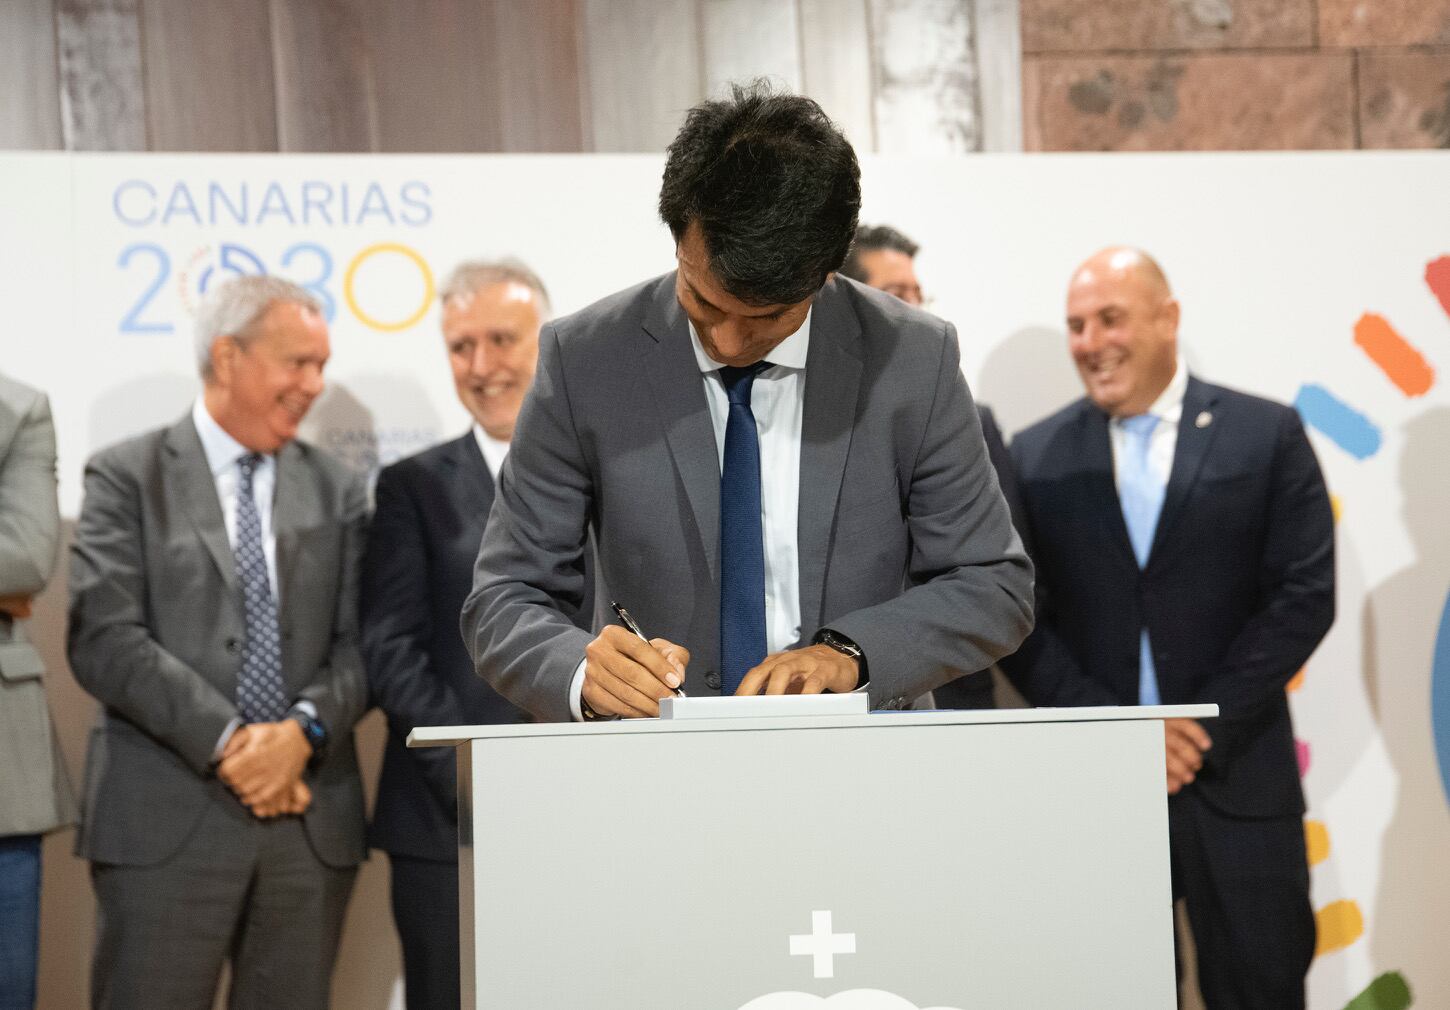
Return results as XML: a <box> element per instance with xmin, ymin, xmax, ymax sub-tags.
<box><xmin>218</xmin><ymin>720</ymin><xmax>311</xmax><ymax>810</ymax></box>
<box><xmin>582</xmin><ymin>624</ymin><xmax>690</xmax><ymax>719</ymax></box>
<box><xmin>1164</xmin><ymin>718</ymin><xmax>1212</xmax><ymax>795</ymax></box>
<box><xmin>247</xmin><ymin>780</ymin><xmax>312</xmax><ymax>819</ymax></box>
<box><xmin>735</xmin><ymin>645</ymin><xmax>859</xmax><ymax>697</ymax></box>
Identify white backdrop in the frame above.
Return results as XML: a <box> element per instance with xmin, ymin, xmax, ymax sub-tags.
<box><xmin>4</xmin><ymin>151</ymin><xmax>1447</xmax><ymax>1010</ymax></box>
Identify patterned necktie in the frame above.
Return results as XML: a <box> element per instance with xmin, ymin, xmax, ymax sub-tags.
<box><xmin>719</xmin><ymin>361</ymin><xmax>770</xmax><ymax>695</ymax></box>
<box><xmin>1118</xmin><ymin>414</ymin><xmax>1165</xmax><ymax>706</ymax></box>
<box><xmin>234</xmin><ymin>453</ymin><xmax>288</xmax><ymax>722</ymax></box>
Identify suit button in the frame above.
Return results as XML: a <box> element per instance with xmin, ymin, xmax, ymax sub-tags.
<box><xmin>705</xmin><ymin>671</ymin><xmax>721</xmax><ymax>691</ymax></box>
<box><xmin>225</xmin><ymin>637</ymin><xmax>240</xmax><ymax>653</ymax></box>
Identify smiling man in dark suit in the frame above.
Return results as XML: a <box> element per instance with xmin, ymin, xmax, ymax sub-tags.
<box><xmin>1002</xmin><ymin>247</ymin><xmax>1335</xmax><ymax>1009</ymax></box>
<box><xmin>464</xmin><ymin>82</ymin><xmax>1032</xmax><ymax>724</ymax></box>
<box><xmin>362</xmin><ymin>259</ymin><xmax>591</xmax><ymax>1010</ymax></box>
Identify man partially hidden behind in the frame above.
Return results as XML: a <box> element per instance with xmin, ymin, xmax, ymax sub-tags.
<box><xmin>362</xmin><ymin>260</ymin><xmax>590</xmax><ymax>1009</ymax></box>
<box><xmin>0</xmin><ymin>373</ymin><xmax>77</xmax><ymax>1010</ymax></box>
<box><xmin>464</xmin><ymin>82</ymin><xmax>1033</xmax><ymax>723</ymax></box>
<box><xmin>840</xmin><ymin>223</ymin><xmax>1029</xmax><ymax>710</ymax></box>
<box><xmin>1002</xmin><ymin>248</ymin><xmax>1333</xmax><ymax>1008</ymax></box>
<box><xmin>69</xmin><ymin>276</ymin><xmax>368</xmax><ymax>1008</ymax></box>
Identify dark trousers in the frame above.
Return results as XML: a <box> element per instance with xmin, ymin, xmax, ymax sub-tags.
<box><xmin>0</xmin><ymin>834</ymin><xmax>41</xmax><ymax>1010</ymax></box>
<box><xmin>388</xmin><ymin>854</ymin><xmax>460</xmax><ymax>1010</ymax></box>
<box><xmin>90</xmin><ymin>800</ymin><xmax>356</xmax><ymax>1010</ymax></box>
<box><xmin>1170</xmin><ymin>791</ymin><xmax>1315</xmax><ymax>1010</ymax></box>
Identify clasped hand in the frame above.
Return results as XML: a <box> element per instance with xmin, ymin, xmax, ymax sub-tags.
<box><xmin>218</xmin><ymin>720</ymin><xmax>313</xmax><ymax>818</ymax></box>
<box><xmin>1164</xmin><ymin>717</ymin><xmax>1212</xmax><ymax>795</ymax></box>
<box><xmin>581</xmin><ymin>625</ymin><xmax>859</xmax><ymax>719</ymax></box>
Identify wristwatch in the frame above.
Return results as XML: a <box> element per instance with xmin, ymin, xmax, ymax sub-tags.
<box><xmin>288</xmin><ymin>709</ymin><xmax>328</xmax><ymax>760</ymax></box>
<box><xmin>812</xmin><ymin>628</ymin><xmax>868</xmax><ymax>688</ymax></box>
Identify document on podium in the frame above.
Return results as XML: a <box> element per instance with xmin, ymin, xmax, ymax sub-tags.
<box><xmin>658</xmin><ymin>694</ymin><xmax>869</xmax><ymax>720</ymax></box>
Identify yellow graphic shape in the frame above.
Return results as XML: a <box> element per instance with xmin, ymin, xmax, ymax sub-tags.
<box><xmin>1305</xmin><ymin>820</ymin><xmax>1329</xmax><ymax>867</ymax></box>
<box><xmin>1331</xmin><ymin>494</ymin><xmax>1342</xmax><ymax>523</ymax></box>
<box><xmin>1315</xmin><ymin>899</ymin><xmax>1363</xmax><ymax>955</ymax></box>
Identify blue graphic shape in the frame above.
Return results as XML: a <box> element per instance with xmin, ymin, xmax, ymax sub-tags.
<box><xmin>1433</xmin><ymin>588</ymin><xmax>1450</xmax><ymax>810</ymax></box>
<box><xmin>1294</xmin><ymin>384</ymin><xmax>1382</xmax><ymax>460</ymax></box>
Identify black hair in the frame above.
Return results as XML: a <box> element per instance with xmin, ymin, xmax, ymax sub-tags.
<box><xmin>658</xmin><ymin>80</ymin><xmax>861</xmax><ymax>306</ymax></box>
<box><xmin>839</xmin><ymin>224</ymin><xmax>920</xmax><ymax>283</ymax></box>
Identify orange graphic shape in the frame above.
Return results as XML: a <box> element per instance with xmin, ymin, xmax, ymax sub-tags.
<box><xmin>1315</xmin><ymin>899</ymin><xmax>1364</xmax><ymax>955</ymax></box>
<box><xmin>1287</xmin><ymin>668</ymin><xmax>1306</xmax><ymax>693</ymax></box>
<box><xmin>1354</xmin><ymin>313</ymin><xmax>1434</xmax><ymax>397</ymax></box>
<box><xmin>1305</xmin><ymin>820</ymin><xmax>1330</xmax><ymax>867</ymax></box>
<box><xmin>1428</xmin><ymin>256</ymin><xmax>1450</xmax><ymax>318</ymax></box>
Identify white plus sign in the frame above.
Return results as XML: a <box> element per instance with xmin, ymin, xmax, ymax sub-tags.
<box><xmin>789</xmin><ymin>910</ymin><xmax>856</xmax><ymax>979</ymax></box>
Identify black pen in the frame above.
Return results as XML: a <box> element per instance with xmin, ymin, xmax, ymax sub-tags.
<box><xmin>610</xmin><ymin>600</ymin><xmax>686</xmax><ymax>698</ymax></box>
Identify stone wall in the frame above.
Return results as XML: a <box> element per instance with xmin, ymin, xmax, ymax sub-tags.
<box><xmin>1021</xmin><ymin>0</ymin><xmax>1450</xmax><ymax>150</ymax></box>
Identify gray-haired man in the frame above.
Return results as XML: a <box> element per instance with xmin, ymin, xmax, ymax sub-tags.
<box><xmin>69</xmin><ymin>275</ymin><xmax>368</xmax><ymax>1008</ymax></box>
<box><xmin>362</xmin><ymin>260</ymin><xmax>593</xmax><ymax>1008</ymax></box>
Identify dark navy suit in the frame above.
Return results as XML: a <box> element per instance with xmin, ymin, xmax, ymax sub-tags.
<box><xmin>361</xmin><ymin>431</ymin><xmax>590</xmax><ymax>1008</ymax></box>
<box><xmin>1001</xmin><ymin>376</ymin><xmax>1334</xmax><ymax>1009</ymax></box>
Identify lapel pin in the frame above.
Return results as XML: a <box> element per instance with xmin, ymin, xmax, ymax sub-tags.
<box><xmin>1195</xmin><ymin>410</ymin><xmax>1213</xmax><ymax>429</ymax></box>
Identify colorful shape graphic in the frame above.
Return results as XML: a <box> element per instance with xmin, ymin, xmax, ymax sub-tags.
<box><xmin>1341</xmin><ymin>970</ymin><xmax>1412</xmax><ymax>1010</ymax></box>
<box><xmin>1427</xmin><ymin>255</ymin><xmax>1450</xmax><ymax>318</ymax></box>
<box><xmin>1296</xmin><ymin>739</ymin><xmax>1311</xmax><ymax>777</ymax></box>
<box><xmin>1295</xmin><ymin>384</ymin><xmax>1382</xmax><ymax>460</ymax></box>
<box><xmin>1305</xmin><ymin>820</ymin><xmax>1330</xmax><ymax>867</ymax></box>
<box><xmin>1432</xmin><ymin>588</ymin><xmax>1450</xmax><ymax>809</ymax></box>
<box><xmin>1353</xmin><ymin>313</ymin><xmax>1435</xmax><ymax>397</ymax></box>
<box><xmin>1331</xmin><ymin>493</ymin><xmax>1343</xmax><ymax>523</ymax></box>
<box><xmin>1315</xmin><ymin>899</ymin><xmax>1365</xmax><ymax>955</ymax></box>
<box><xmin>1287</xmin><ymin>668</ymin><xmax>1306</xmax><ymax>693</ymax></box>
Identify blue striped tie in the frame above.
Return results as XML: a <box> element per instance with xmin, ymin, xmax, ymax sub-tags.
<box><xmin>719</xmin><ymin>362</ymin><xmax>770</xmax><ymax>695</ymax></box>
<box><xmin>234</xmin><ymin>453</ymin><xmax>288</xmax><ymax>722</ymax></box>
<box><xmin>1118</xmin><ymin>414</ymin><xmax>1165</xmax><ymax>706</ymax></box>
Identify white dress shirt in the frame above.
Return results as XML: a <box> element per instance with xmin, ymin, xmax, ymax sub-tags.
<box><xmin>568</xmin><ymin>310</ymin><xmax>813</xmax><ymax>719</ymax></box>
<box><xmin>192</xmin><ymin>398</ymin><xmax>278</xmax><ymax>595</ymax></box>
<box><xmin>472</xmin><ymin>424</ymin><xmax>510</xmax><ymax>481</ymax></box>
<box><xmin>1109</xmin><ymin>356</ymin><xmax>1187</xmax><ymax>495</ymax></box>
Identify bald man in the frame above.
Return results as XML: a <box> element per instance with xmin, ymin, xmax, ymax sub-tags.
<box><xmin>1000</xmin><ymin>249</ymin><xmax>1334</xmax><ymax>1008</ymax></box>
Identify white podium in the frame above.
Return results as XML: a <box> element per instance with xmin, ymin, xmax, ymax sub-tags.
<box><xmin>410</xmin><ymin>703</ymin><xmax>1215</xmax><ymax>1009</ymax></box>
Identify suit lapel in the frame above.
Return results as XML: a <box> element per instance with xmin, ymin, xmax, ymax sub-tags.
<box><xmin>796</xmin><ymin>281</ymin><xmax>862</xmax><ymax>634</ymax></box>
<box><xmin>1082</xmin><ymin>405</ymin><xmax>1138</xmax><ymax>568</ymax></box>
<box><xmin>272</xmin><ymin>441</ymin><xmax>305</xmax><ymax>615</ymax></box>
<box><xmin>451</xmin><ymin>430</ymin><xmax>495</xmax><ymax>513</ymax></box>
<box><xmin>166</xmin><ymin>417</ymin><xmax>236</xmax><ymax>590</ymax></box>
<box><xmin>1149</xmin><ymin>376</ymin><xmax>1220</xmax><ymax>564</ymax></box>
<box><xmin>641</xmin><ymin>276</ymin><xmax>722</xmax><ymax>580</ymax></box>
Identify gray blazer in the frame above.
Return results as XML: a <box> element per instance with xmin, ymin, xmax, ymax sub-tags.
<box><xmin>463</xmin><ymin>274</ymin><xmax>1034</xmax><ymax>721</ymax></box>
<box><xmin>68</xmin><ymin>414</ymin><xmax>368</xmax><ymax>867</ymax></box>
<box><xmin>0</xmin><ymin>375</ymin><xmax>77</xmax><ymax>836</ymax></box>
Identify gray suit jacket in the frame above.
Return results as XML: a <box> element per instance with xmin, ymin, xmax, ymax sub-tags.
<box><xmin>68</xmin><ymin>414</ymin><xmax>368</xmax><ymax>867</ymax></box>
<box><xmin>0</xmin><ymin>375</ymin><xmax>77</xmax><ymax>836</ymax></box>
<box><xmin>463</xmin><ymin>274</ymin><xmax>1034</xmax><ymax>721</ymax></box>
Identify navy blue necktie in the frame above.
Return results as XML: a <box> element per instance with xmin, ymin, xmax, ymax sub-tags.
<box><xmin>719</xmin><ymin>362</ymin><xmax>770</xmax><ymax>695</ymax></box>
<box><xmin>234</xmin><ymin>453</ymin><xmax>288</xmax><ymax>722</ymax></box>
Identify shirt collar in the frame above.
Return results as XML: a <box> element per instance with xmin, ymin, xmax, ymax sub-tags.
<box><xmin>471</xmin><ymin>424</ymin><xmax>511</xmax><ymax>478</ymax></box>
<box><xmin>192</xmin><ymin>397</ymin><xmax>267</xmax><ymax>477</ymax></box>
<box><xmin>1117</xmin><ymin>355</ymin><xmax>1188</xmax><ymax>427</ymax></box>
<box><xmin>688</xmin><ymin>307</ymin><xmax>812</xmax><ymax>374</ymax></box>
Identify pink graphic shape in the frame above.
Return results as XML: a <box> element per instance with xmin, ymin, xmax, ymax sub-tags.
<box><xmin>1296</xmin><ymin>739</ymin><xmax>1311</xmax><ymax>777</ymax></box>
<box><xmin>1428</xmin><ymin>256</ymin><xmax>1450</xmax><ymax>319</ymax></box>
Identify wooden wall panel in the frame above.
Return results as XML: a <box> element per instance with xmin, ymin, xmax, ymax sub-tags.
<box><xmin>869</xmin><ymin>0</ymin><xmax>981</xmax><ymax>152</ymax></box>
<box><xmin>700</xmin><ymin>0</ymin><xmax>802</xmax><ymax>96</ymax></box>
<box><xmin>55</xmin><ymin>0</ymin><xmax>147</xmax><ymax>150</ymax></box>
<box><xmin>491</xmin><ymin>0</ymin><xmax>585</xmax><ymax>152</ymax></box>
<box><xmin>578</xmin><ymin>0</ymin><xmax>703</xmax><ymax>152</ymax></box>
<box><xmin>798</xmin><ymin>0</ymin><xmax>876</xmax><ymax>150</ymax></box>
<box><xmin>139</xmin><ymin>0</ymin><xmax>278</xmax><ymax>151</ymax></box>
<box><xmin>269</xmin><ymin>0</ymin><xmax>377</xmax><ymax>152</ymax></box>
<box><xmin>0</xmin><ymin>0</ymin><xmax>63</xmax><ymax>149</ymax></box>
<box><xmin>362</xmin><ymin>0</ymin><xmax>502</xmax><ymax>152</ymax></box>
